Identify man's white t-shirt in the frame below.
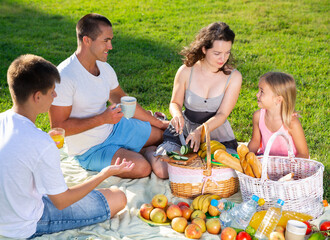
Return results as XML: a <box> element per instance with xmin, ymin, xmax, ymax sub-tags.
<box><xmin>52</xmin><ymin>53</ymin><xmax>119</xmax><ymax>156</ymax></box>
<box><xmin>0</xmin><ymin>110</ymin><xmax>68</xmax><ymax>239</ymax></box>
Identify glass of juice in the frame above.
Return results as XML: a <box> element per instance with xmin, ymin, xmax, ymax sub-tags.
<box><xmin>48</xmin><ymin>128</ymin><xmax>65</xmax><ymax>149</ymax></box>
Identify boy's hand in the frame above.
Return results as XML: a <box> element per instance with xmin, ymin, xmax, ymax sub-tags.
<box><xmin>100</xmin><ymin>158</ymin><xmax>135</xmax><ymax>177</ymax></box>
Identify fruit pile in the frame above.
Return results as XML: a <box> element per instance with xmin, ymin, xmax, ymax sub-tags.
<box><xmin>139</xmin><ymin>194</ymin><xmax>221</xmax><ymax>239</ymax></box>
<box><xmin>191</xmin><ymin>194</ymin><xmax>221</xmax><ymax>215</ymax></box>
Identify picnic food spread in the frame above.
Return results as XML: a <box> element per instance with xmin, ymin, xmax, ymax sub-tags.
<box><xmin>139</xmin><ymin>194</ymin><xmax>329</xmax><ymax>239</ymax></box>
<box><xmin>142</xmin><ymin>125</ymin><xmax>327</xmax><ymax>239</ymax></box>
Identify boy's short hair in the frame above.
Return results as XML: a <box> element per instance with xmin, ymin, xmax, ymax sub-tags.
<box><xmin>76</xmin><ymin>13</ymin><xmax>112</xmax><ymax>43</ymax></box>
<box><xmin>7</xmin><ymin>54</ymin><xmax>60</xmax><ymax>105</ymax></box>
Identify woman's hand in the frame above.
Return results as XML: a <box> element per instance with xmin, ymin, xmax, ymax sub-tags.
<box><xmin>170</xmin><ymin>115</ymin><xmax>185</xmax><ymax>134</ymax></box>
<box><xmin>186</xmin><ymin>127</ymin><xmax>202</xmax><ymax>152</ymax></box>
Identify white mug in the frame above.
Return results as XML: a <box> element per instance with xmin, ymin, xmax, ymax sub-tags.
<box><xmin>117</xmin><ymin>96</ymin><xmax>136</xmax><ymax>119</ymax></box>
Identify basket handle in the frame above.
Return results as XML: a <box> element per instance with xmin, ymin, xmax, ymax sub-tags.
<box><xmin>203</xmin><ymin>123</ymin><xmax>212</xmax><ymax>176</ymax></box>
<box><xmin>261</xmin><ymin>131</ymin><xmax>295</xmax><ymax>180</ymax></box>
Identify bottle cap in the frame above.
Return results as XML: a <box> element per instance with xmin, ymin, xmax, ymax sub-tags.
<box><xmin>277</xmin><ymin>199</ymin><xmax>285</xmax><ymax>206</ymax></box>
<box><xmin>252</xmin><ymin>195</ymin><xmax>259</xmax><ymax>202</ymax></box>
<box><xmin>258</xmin><ymin>198</ymin><xmax>265</xmax><ymax>206</ymax></box>
<box><xmin>210</xmin><ymin>199</ymin><xmax>218</xmax><ymax>207</ymax></box>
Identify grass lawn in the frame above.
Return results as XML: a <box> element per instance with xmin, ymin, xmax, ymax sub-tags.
<box><xmin>0</xmin><ymin>0</ymin><xmax>329</xmax><ymax>200</ymax></box>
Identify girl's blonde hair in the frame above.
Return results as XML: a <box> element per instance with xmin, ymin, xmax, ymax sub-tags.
<box><xmin>260</xmin><ymin>72</ymin><xmax>297</xmax><ymax>128</ymax></box>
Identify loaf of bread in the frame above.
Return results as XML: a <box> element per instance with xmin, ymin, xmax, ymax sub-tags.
<box><xmin>278</xmin><ymin>172</ymin><xmax>294</xmax><ymax>181</ymax></box>
<box><xmin>237</xmin><ymin>144</ymin><xmax>249</xmax><ymax>161</ymax></box>
<box><xmin>241</xmin><ymin>158</ymin><xmax>255</xmax><ymax>177</ymax></box>
<box><xmin>214</xmin><ymin>149</ymin><xmax>243</xmax><ymax>172</ymax></box>
<box><xmin>246</xmin><ymin>152</ymin><xmax>262</xmax><ymax>178</ymax></box>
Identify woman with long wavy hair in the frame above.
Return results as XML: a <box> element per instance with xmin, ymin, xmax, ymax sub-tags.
<box><xmin>147</xmin><ymin>22</ymin><xmax>242</xmax><ymax>179</ymax></box>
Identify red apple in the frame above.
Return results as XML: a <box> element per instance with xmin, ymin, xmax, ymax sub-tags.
<box><xmin>221</xmin><ymin>227</ymin><xmax>237</xmax><ymax>240</ymax></box>
<box><xmin>192</xmin><ymin>217</ymin><xmax>206</xmax><ymax>233</ymax></box>
<box><xmin>164</xmin><ymin>202</ymin><xmax>174</xmax><ymax>212</ymax></box>
<box><xmin>166</xmin><ymin>204</ymin><xmax>182</xmax><ymax>220</ymax></box>
<box><xmin>171</xmin><ymin>217</ymin><xmax>188</xmax><ymax>233</ymax></box>
<box><xmin>185</xmin><ymin>223</ymin><xmax>203</xmax><ymax>239</ymax></box>
<box><xmin>206</xmin><ymin>218</ymin><xmax>221</xmax><ymax>234</ymax></box>
<box><xmin>191</xmin><ymin>210</ymin><xmax>206</xmax><ymax>221</ymax></box>
<box><xmin>151</xmin><ymin>194</ymin><xmax>168</xmax><ymax>209</ymax></box>
<box><xmin>139</xmin><ymin>203</ymin><xmax>154</xmax><ymax>220</ymax></box>
<box><xmin>181</xmin><ymin>205</ymin><xmax>193</xmax><ymax>220</ymax></box>
<box><xmin>237</xmin><ymin>231</ymin><xmax>252</xmax><ymax>240</ymax></box>
<box><xmin>177</xmin><ymin>201</ymin><xmax>190</xmax><ymax>209</ymax></box>
<box><xmin>150</xmin><ymin>208</ymin><xmax>167</xmax><ymax>223</ymax></box>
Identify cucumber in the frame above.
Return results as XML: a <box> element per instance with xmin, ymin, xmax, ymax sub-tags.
<box><xmin>173</xmin><ymin>155</ymin><xmax>181</xmax><ymax>160</ymax></box>
<box><xmin>166</xmin><ymin>151</ymin><xmax>173</xmax><ymax>157</ymax></box>
<box><xmin>180</xmin><ymin>145</ymin><xmax>192</xmax><ymax>155</ymax></box>
<box><xmin>180</xmin><ymin>156</ymin><xmax>189</xmax><ymax>160</ymax></box>
<box><xmin>170</xmin><ymin>151</ymin><xmax>180</xmax><ymax>156</ymax></box>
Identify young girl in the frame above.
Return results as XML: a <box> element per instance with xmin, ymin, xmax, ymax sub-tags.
<box><xmin>248</xmin><ymin>72</ymin><xmax>309</xmax><ymax>158</ymax></box>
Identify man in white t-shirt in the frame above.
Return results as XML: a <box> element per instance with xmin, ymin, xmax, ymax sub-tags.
<box><xmin>0</xmin><ymin>54</ymin><xmax>134</xmax><ymax>238</ymax></box>
<box><xmin>49</xmin><ymin>13</ymin><xmax>168</xmax><ymax>178</ymax></box>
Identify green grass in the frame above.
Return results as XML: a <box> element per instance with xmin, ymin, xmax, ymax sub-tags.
<box><xmin>0</xmin><ymin>0</ymin><xmax>329</xmax><ymax>200</ymax></box>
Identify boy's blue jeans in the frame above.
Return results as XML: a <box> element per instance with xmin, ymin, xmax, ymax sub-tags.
<box><xmin>28</xmin><ymin>190</ymin><xmax>110</xmax><ymax>238</ymax></box>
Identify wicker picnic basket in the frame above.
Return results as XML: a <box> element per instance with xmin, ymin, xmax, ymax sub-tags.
<box><xmin>168</xmin><ymin>123</ymin><xmax>239</xmax><ymax>199</ymax></box>
<box><xmin>237</xmin><ymin>132</ymin><xmax>324</xmax><ymax>218</ymax></box>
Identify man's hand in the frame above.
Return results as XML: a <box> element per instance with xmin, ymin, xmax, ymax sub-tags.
<box><xmin>100</xmin><ymin>158</ymin><xmax>135</xmax><ymax>177</ymax></box>
<box><xmin>160</xmin><ymin>120</ymin><xmax>170</xmax><ymax>130</ymax></box>
<box><xmin>101</xmin><ymin>103</ymin><xmax>124</xmax><ymax>124</ymax></box>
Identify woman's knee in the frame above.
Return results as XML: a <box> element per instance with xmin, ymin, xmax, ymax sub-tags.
<box><xmin>153</xmin><ymin>167</ymin><xmax>169</xmax><ymax>179</ymax></box>
<box><xmin>150</xmin><ymin>158</ymin><xmax>168</xmax><ymax>179</ymax></box>
<box><xmin>134</xmin><ymin>159</ymin><xmax>152</xmax><ymax>177</ymax></box>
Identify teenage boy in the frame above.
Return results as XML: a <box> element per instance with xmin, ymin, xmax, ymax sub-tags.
<box><xmin>0</xmin><ymin>54</ymin><xmax>134</xmax><ymax>239</ymax></box>
<box><xmin>49</xmin><ymin>13</ymin><xmax>168</xmax><ymax>178</ymax></box>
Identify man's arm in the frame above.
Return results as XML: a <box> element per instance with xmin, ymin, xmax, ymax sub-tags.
<box><xmin>48</xmin><ymin>104</ymin><xmax>123</xmax><ymax>136</ymax></box>
<box><xmin>48</xmin><ymin>158</ymin><xmax>134</xmax><ymax>210</ymax></box>
<box><xmin>110</xmin><ymin>86</ymin><xmax>168</xmax><ymax>130</ymax></box>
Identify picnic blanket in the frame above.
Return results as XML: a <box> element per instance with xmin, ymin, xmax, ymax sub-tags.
<box><xmin>0</xmin><ymin>152</ymin><xmax>328</xmax><ymax>240</ymax></box>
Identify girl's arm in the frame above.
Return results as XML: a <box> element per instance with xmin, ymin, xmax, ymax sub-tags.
<box><xmin>169</xmin><ymin>65</ymin><xmax>189</xmax><ymax>133</ymax></box>
<box><xmin>248</xmin><ymin>110</ymin><xmax>261</xmax><ymax>153</ymax></box>
<box><xmin>289</xmin><ymin>116</ymin><xmax>309</xmax><ymax>158</ymax></box>
<box><xmin>186</xmin><ymin>70</ymin><xmax>242</xmax><ymax>151</ymax></box>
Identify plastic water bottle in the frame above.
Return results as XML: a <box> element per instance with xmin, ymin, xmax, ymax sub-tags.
<box><xmin>215</xmin><ymin>195</ymin><xmax>259</xmax><ymax>229</ymax></box>
<box><xmin>255</xmin><ymin>199</ymin><xmax>285</xmax><ymax>240</ymax></box>
<box><xmin>210</xmin><ymin>199</ymin><xmax>240</xmax><ymax>228</ymax></box>
<box><xmin>210</xmin><ymin>199</ymin><xmax>237</xmax><ymax>213</ymax></box>
<box><xmin>230</xmin><ymin>195</ymin><xmax>260</xmax><ymax>230</ymax></box>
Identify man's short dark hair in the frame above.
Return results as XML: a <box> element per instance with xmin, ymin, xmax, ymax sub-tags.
<box><xmin>7</xmin><ymin>54</ymin><xmax>60</xmax><ymax>104</ymax></box>
<box><xmin>76</xmin><ymin>13</ymin><xmax>112</xmax><ymax>42</ymax></box>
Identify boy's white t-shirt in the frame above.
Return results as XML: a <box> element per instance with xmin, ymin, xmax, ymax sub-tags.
<box><xmin>0</xmin><ymin>110</ymin><xmax>68</xmax><ymax>239</ymax></box>
<box><xmin>52</xmin><ymin>54</ymin><xmax>119</xmax><ymax>156</ymax></box>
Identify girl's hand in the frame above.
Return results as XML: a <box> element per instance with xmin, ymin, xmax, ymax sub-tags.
<box><xmin>100</xmin><ymin>158</ymin><xmax>135</xmax><ymax>177</ymax></box>
<box><xmin>170</xmin><ymin>115</ymin><xmax>185</xmax><ymax>134</ymax></box>
<box><xmin>186</xmin><ymin>127</ymin><xmax>202</xmax><ymax>152</ymax></box>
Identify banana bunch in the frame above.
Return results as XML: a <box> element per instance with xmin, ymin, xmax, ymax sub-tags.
<box><xmin>197</xmin><ymin>140</ymin><xmax>226</xmax><ymax>159</ymax></box>
<box><xmin>191</xmin><ymin>194</ymin><xmax>221</xmax><ymax>213</ymax></box>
